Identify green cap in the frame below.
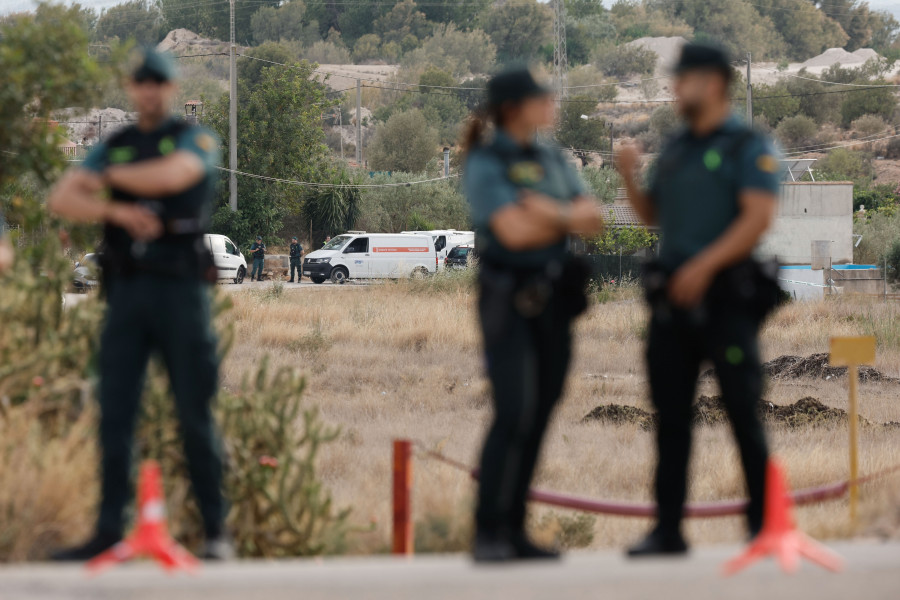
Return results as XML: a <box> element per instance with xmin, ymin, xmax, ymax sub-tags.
<box><xmin>132</xmin><ymin>47</ymin><xmax>177</xmax><ymax>82</ymax></box>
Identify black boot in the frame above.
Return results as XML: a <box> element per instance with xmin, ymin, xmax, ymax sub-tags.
<box><xmin>473</xmin><ymin>531</ymin><xmax>517</xmax><ymax>563</ymax></box>
<box><xmin>511</xmin><ymin>533</ymin><xmax>560</xmax><ymax>560</ymax></box>
<box><xmin>50</xmin><ymin>532</ymin><xmax>121</xmax><ymax>561</ymax></box>
<box><xmin>627</xmin><ymin>526</ymin><xmax>688</xmax><ymax>558</ymax></box>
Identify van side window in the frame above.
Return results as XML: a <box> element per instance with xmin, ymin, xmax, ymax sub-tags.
<box><xmin>435</xmin><ymin>236</ymin><xmax>446</xmax><ymax>252</ymax></box>
<box><xmin>225</xmin><ymin>239</ymin><xmax>237</xmax><ymax>255</ymax></box>
<box><xmin>211</xmin><ymin>236</ymin><xmax>226</xmax><ymax>254</ymax></box>
<box><xmin>344</xmin><ymin>237</ymin><xmax>368</xmax><ymax>253</ymax></box>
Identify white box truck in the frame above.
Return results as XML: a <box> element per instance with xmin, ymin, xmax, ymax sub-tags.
<box><xmin>400</xmin><ymin>229</ymin><xmax>475</xmax><ymax>269</ymax></box>
<box><xmin>303</xmin><ymin>232</ymin><xmax>437</xmax><ymax>284</ymax></box>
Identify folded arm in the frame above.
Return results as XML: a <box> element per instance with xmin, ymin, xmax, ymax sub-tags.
<box><xmin>103</xmin><ymin>151</ymin><xmax>206</xmax><ymax>197</ymax></box>
<box><xmin>490</xmin><ymin>192</ymin><xmax>604</xmax><ymax>251</ymax></box>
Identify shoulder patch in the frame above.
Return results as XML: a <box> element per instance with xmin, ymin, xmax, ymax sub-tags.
<box><xmin>756</xmin><ymin>154</ymin><xmax>779</xmax><ymax>174</ymax></box>
<box><xmin>158</xmin><ymin>136</ymin><xmax>176</xmax><ymax>155</ymax></box>
<box><xmin>195</xmin><ymin>133</ymin><xmax>217</xmax><ymax>153</ymax></box>
<box><xmin>108</xmin><ymin>146</ymin><xmax>136</xmax><ymax>164</ymax></box>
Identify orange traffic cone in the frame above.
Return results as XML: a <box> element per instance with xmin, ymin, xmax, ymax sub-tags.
<box><xmin>723</xmin><ymin>459</ymin><xmax>843</xmax><ymax>576</ymax></box>
<box><xmin>87</xmin><ymin>460</ymin><xmax>200</xmax><ymax>574</ymax></box>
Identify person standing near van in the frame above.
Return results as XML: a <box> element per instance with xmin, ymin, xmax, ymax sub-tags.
<box><xmin>46</xmin><ymin>47</ymin><xmax>231</xmax><ymax>561</ymax></box>
<box><xmin>462</xmin><ymin>67</ymin><xmax>604</xmax><ymax>562</ymax></box>
<box><xmin>249</xmin><ymin>235</ymin><xmax>265</xmax><ymax>281</ymax></box>
<box><xmin>616</xmin><ymin>43</ymin><xmax>780</xmax><ymax>556</ymax></box>
<box><xmin>288</xmin><ymin>236</ymin><xmax>303</xmax><ymax>282</ymax></box>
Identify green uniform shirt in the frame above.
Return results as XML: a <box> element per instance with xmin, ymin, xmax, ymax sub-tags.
<box><xmin>81</xmin><ymin>118</ymin><xmax>220</xmax><ymax>270</ymax></box>
<box><xmin>649</xmin><ymin>115</ymin><xmax>781</xmax><ymax>270</ymax></box>
<box><xmin>463</xmin><ymin>130</ymin><xmax>586</xmax><ymax>269</ymax></box>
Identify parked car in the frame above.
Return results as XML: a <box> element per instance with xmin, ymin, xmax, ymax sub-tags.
<box><xmin>400</xmin><ymin>229</ymin><xmax>474</xmax><ymax>270</ymax></box>
<box><xmin>204</xmin><ymin>233</ymin><xmax>247</xmax><ymax>284</ymax></box>
<box><xmin>303</xmin><ymin>232</ymin><xmax>437</xmax><ymax>284</ymax></box>
<box><xmin>72</xmin><ymin>253</ymin><xmax>101</xmax><ymax>292</ymax></box>
<box><xmin>444</xmin><ymin>244</ymin><xmax>477</xmax><ymax>270</ymax></box>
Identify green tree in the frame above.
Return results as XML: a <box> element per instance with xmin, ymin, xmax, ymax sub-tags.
<box><xmin>250</xmin><ymin>1</ymin><xmax>318</xmax><ymax>45</ymax></box>
<box><xmin>354</xmin><ymin>173</ymin><xmax>469</xmax><ymax>233</ymax></box>
<box><xmin>95</xmin><ymin>0</ymin><xmax>163</xmax><ymax>45</ymax></box>
<box><xmin>417</xmin><ymin>0</ymin><xmax>490</xmax><ymax>30</ymax></box>
<box><xmin>238</xmin><ymin>42</ymin><xmax>295</xmax><ymax>92</ymax></box>
<box><xmin>749</xmin><ymin>81</ymin><xmax>802</xmax><ymax>127</ymax></box>
<box><xmin>592</xmin><ymin>43</ymin><xmax>657</xmax><ymax>77</ymax></box>
<box><xmin>401</xmin><ymin>24</ymin><xmax>497</xmax><ymax>77</ymax></box>
<box><xmin>206</xmin><ymin>61</ymin><xmax>335</xmax><ymax>241</ymax></box>
<box><xmin>669</xmin><ymin>0</ymin><xmax>786</xmax><ymax>59</ymax></box>
<box><xmin>566</xmin><ymin>12</ymin><xmax>616</xmax><ymax>66</ymax></box>
<box><xmin>557</xmin><ymin>95</ymin><xmax>609</xmax><ymax>166</ymax></box>
<box><xmin>375</xmin><ymin>0</ymin><xmax>431</xmax><ymax>46</ymax></box>
<box><xmin>0</xmin><ymin>3</ymin><xmax>112</xmax><ymax>188</ymax></box>
<box><xmin>352</xmin><ymin>33</ymin><xmax>382</xmax><ymax>63</ymax></box>
<box><xmin>481</xmin><ymin>0</ymin><xmax>553</xmax><ymax>63</ymax></box>
<box><xmin>368</xmin><ymin>109</ymin><xmax>439</xmax><ymax>173</ymax></box>
<box><xmin>159</xmin><ymin>0</ymin><xmax>278</xmax><ymax>44</ymax></box>
<box><xmin>751</xmin><ymin>0</ymin><xmax>848</xmax><ymax>61</ymax></box>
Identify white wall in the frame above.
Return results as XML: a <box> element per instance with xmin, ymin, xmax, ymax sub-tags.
<box><xmin>758</xmin><ymin>182</ymin><xmax>854</xmax><ymax>265</ymax></box>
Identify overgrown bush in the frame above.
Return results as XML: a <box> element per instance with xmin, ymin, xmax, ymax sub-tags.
<box><xmin>775</xmin><ymin>115</ymin><xmax>818</xmax><ymax>151</ymax></box>
<box><xmin>592</xmin><ymin>43</ymin><xmax>657</xmax><ymax>77</ymax></box>
<box><xmin>852</xmin><ymin>114</ymin><xmax>889</xmax><ymax>139</ymax></box>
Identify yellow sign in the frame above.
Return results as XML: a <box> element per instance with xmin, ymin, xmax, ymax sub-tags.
<box><xmin>828</xmin><ymin>336</ymin><xmax>876</xmax><ymax>367</ymax></box>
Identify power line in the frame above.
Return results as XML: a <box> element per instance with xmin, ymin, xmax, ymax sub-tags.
<box><xmin>751</xmin><ymin>63</ymin><xmax>900</xmax><ymax>88</ymax></box>
<box><xmin>215</xmin><ymin>166</ymin><xmax>458</xmax><ymax>188</ymax></box>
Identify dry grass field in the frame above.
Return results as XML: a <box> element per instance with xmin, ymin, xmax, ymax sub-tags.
<box><xmin>221</xmin><ymin>279</ymin><xmax>900</xmax><ymax>554</ymax></box>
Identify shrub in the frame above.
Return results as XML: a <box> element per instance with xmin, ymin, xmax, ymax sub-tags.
<box><xmin>775</xmin><ymin>115</ymin><xmax>818</xmax><ymax>151</ymax></box>
<box><xmin>885</xmin><ymin>137</ymin><xmax>900</xmax><ymax>159</ymax></box>
<box><xmin>593</xmin><ymin>43</ymin><xmax>657</xmax><ymax>77</ymax></box>
<box><xmin>303</xmin><ymin>40</ymin><xmax>351</xmax><ymax>64</ymax></box>
<box><xmin>852</xmin><ymin>114</ymin><xmax>889</xmax><ymax>139</ymax></box>
<box><xmin>886</xmin><ymin>239</ymin><xmax>900</xmax><ymax>282</ymax></box>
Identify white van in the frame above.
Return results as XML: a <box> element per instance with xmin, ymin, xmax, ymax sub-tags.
<box><xmin>303</xmin><ymin>232</ymin><xmax>437</xmax><ymax>284</ymax></box>
<box><xmin>400</xmin><ymin>229</ymin><xmax>475</xmax><ymax>269</ymax></box>
<box><xmin>204</xmin><ymin>233</ymin><xmax>247</xmax><ymax>284</ymax></box>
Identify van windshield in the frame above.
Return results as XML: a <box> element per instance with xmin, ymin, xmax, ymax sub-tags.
<box><xmin>322</xmin><ymin>235</ymin><xmax>351</xmax><ymax>251</ymax></box>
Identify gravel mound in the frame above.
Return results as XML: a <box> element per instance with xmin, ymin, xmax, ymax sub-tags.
<box><xmin>624</xmin><ymin>36</ymin><xmax>687</xmax><ymax>75</ymax></box>
<box><xmin>802</xmin><ymin>47</ymin><xmax>879</xmax><ymax>69</ymax></box>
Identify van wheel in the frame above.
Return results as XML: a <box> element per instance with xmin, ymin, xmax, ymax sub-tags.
<box><xmin>234</xmin><ymin>266</ymin><xmax>245</xmax><ymax>284</ymax></box>
<box><xmin>411</xmin><ymin>266</ymin><xmax>429</xmax><ymax>279</ymax></box>
<box><xmin>311</xmin><ymin>276</ymin><xmax>326</xmax><ymax>284</ymax></box>
<box><xmin>331</xmin><ymin>267</ymin><xmax>349</xmax><ymax>284</ymax></box>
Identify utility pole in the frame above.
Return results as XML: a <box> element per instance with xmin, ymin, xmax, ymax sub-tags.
<box><xmin>443</xmin><ymin>147</ymin><xmax>450</xmax><ymax>178</ymax></box>
<box><xmin>355</xmin><ymin>79</ymin><xmax>362</xmax><ymax>166</ymax></box>
<box><xmin>553</xmin><ymin>0</ymin><xmax>569</xmax><ymax>101</ymax></box>
<box><xmin>337</xmin><ymin>109</ymin><xmax>344</xmax><ymax>161</ymax></box>
<box><xmin>746</xmin><ymin>52</ymin><xmax>752</xmax><ymax>126</ymax></box>
<box><xmin>228</xmin><ymin>0</ymin><xmax>238</xmax><ymax>211</ymax></box>
<box><xmin>97</xmin><ymin>114</ymin><xmax>102</xmax><ymax>143</ymax></box>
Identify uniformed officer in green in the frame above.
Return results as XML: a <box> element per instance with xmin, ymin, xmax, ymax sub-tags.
<box><xmin>47</xmin><ymin>48</ymin><xmax>232</xmax><ymax>561</ymax></box>
<box><xmin>249</xmin><ymin>235</ymin><xmax>265</xmax><ymax>281</ymax></box>
<box><xmin>288</xmin><ymin>236</ymin><xmax>303</xmax><ymax>282</ymax></box>
<box><xmin>617</xmin><ymin>43</ymin><xmax>781</xmax><ymax>556</ymax></box>
<box><xmin>462</xmin><ymin>67</ymin><xmax>603</xmax><ymax>562</ymax></box>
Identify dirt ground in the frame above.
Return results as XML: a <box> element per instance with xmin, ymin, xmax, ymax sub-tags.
<box><xmin>218</xmin><ymin>282</ymin><xmax>900</xmax><ymax>553</ymax></box>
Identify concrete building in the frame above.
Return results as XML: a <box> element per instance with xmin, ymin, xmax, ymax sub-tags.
<box><xmin>758</xmin><ymin>182</ymin><xmax>854</xmax><ymax>265</ymax></box>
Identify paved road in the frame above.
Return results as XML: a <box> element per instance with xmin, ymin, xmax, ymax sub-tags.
<box><xmin>1</xmin><ymin>542</ymin><xmax>898</xmax><ymax>600</ymax></box>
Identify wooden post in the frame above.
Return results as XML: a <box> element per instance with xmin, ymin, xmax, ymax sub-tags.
<box><xmin>829</xmin><ymin>335</ymin><xmax>875</xmax><ymax>524</ymax></box>
<box><xmin>392</xmin><ymin>439</ymin><xmax>413</xmax><ymax>555</ymax></box>
<box><xmin>848</xmin><ymin>363</ymin><xmax>860</xmax><ymax>521</ymax></box>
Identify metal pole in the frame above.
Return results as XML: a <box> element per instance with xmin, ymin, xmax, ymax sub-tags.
<box><xmin>443</xmin><ymin>147</ymin><xmax>450</xmax><ymax>178</ymax></box>
<box><xmin>392</xmin><ymin>439</ymin><xmax>413</xmax><ymax>555</ymax></box>
<box><xmin>228</xmin><ymin>0</ymin><xmax>238</xmax><ymax>211</ymax></box>
<box><xmin>609</xmin><ymin>123</ymin><xmax>614</xmax><ymax>169</ymax></box>
<box><xmin>338</xmin><ymin>109</ymin><xmax>344</xmax><ymax>161</ymax></box>
<box><xmin>355</xmin><ymin>79</ymin><xmax>362</xmax><ymax>165</ymax></box>
<box><xmin>746</xmin><ymin>52</ymin><xmax>752</xmax><ymax>126</ymax></box>
<box><xmin>97</xmin><ymin>114</ymin><xmax>102</xmax><ymax>142</ymax></box>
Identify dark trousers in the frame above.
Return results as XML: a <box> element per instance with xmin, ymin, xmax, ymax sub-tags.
<box><xmin>250</xmin><ymin>258</ymin><xmax>264</xmax><ymax>279</ymax></box>
<box><xmin>475</xmin><ymin>285</ymin><xmax>572</xmax><ymax>536</ymax></box>
<box><xmin>97</xmin><ymin>274</ymin><xmax>224</xmax><ymax>539</ymax></box>
<box><xmin>289</xmin><ymin>258</ymin><xmax>301</xmax><ymax>281</ymax></box>
<box><xmin>647</xmin><ymin>305</ymin><xmax>769</xmax><ymax>535</ymax></box>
